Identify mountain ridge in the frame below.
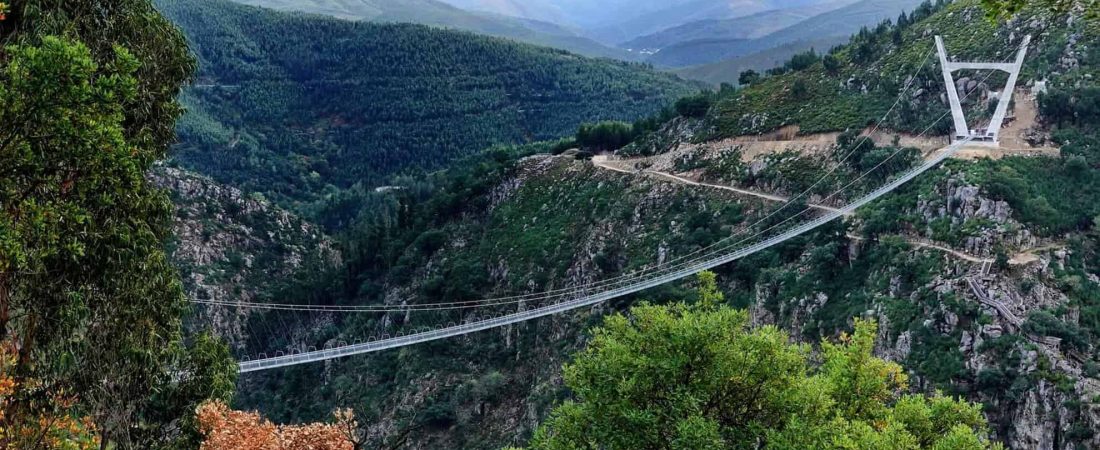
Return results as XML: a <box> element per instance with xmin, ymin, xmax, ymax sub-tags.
<box><xmin>644</xmin><ymin>0</ymin><xmax>926</xmax><ymax>68</ymax></box>
<box><xmin>622</xmin><ymin>0</ymin><xmax>859</xmax><ymax>52</ymax></box>
<box><xmin>225</xmin><ymin>0</ymin><xmax>634</xmax><ymax>59</ymax></box>
<box><xmin>157</xmin><ymin>0</ymin><xmax>700</xmax><ymax>207</ymax></box>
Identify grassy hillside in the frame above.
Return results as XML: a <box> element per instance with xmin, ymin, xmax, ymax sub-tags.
<box><xmin>157</xmin><ymin>0</ymin><xmax>700</xmax><ymax>208</ymax></box>
<box><xmin>227</xmin><ymin>0</ymin><xmax>632</xmax><ymax>59</ymax></box>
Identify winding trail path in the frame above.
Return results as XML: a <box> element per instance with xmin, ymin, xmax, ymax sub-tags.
<box><xmin>591</xmin><ymin>154</ymin><xmax>1056</xmax><ymax>266</ymax></box>
<box><xmin>592</xmin><ymin>155</ymin><xmax>844</xmax><ymax>213</ymax></box>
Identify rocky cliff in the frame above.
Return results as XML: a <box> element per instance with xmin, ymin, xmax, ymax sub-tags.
<box><xmin>150</xmin><ymin>166</ymin><xmax>340</xmax><ymax>346</ymax></box>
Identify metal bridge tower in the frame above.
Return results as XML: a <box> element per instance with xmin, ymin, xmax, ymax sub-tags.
<box><xmin>935</xmin><ymin>35</ymin><xmax>1031</xmax><ymax>146</ymax></box>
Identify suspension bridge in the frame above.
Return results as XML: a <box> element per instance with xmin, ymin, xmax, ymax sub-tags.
<box><xmin>198</xmin><ymin>36</ymin><xmax>1031</xmax><ymax>373</ymax></box>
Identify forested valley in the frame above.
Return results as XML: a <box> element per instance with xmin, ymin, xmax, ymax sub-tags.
<box><xmin>157</xmin><ymin>0</ymin><xmax>700</xmax><ymax>209</ymax></box>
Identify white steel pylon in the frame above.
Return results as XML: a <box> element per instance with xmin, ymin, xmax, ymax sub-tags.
<box><xmin>935</xmin><ymin>35</ymin><xmax>1031</xmax><ymax>146</ymax></box>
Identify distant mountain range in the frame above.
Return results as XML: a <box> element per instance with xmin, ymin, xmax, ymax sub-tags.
<box><xmin>158</xmin><ymin>0</ymin><xmax>699</xmax><ymax>205</ymax></box>
<box><xmin>642</xmin><ymin>0</ymin><xmax>926</xmax><ymax>68</ymax></box>
<box><xmin>434</xmin><ymin>0</ymin><xmax>834</xmax><ymax>45</ymax></box>
<box><xmin>227</xmin><ymin>0</ymin><xmax>635</xmax><ymax>60</ymax></box>
<box><xmin>622</xmin><ymin>0</ymin><xmax>859</xmax><ymax>52</ymax></box>
<box><xmin>674</xmin><ymin>35</ymin><xmax>851</xmax><ymax>85</ymax></box>
<box><xmin>226</xmin><ymin>0</ymin><xmax>928</xmax><ymax>87</ymax></box>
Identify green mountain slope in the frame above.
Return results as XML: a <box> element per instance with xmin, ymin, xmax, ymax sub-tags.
<box><xmin>156</xmin><ymin>0</ymin><xmax>699</xmax><ymax>207</ymax></box>
<box><xmin>226</xmin><ymin>0</ymin><xmax>633</xmax><ymax>60</ymax></box>
<box><xmin>646</xmin><ymin>0</ymin><xmax>925</xmax><ymax>68</ymax></box>
<box><xmin>676</xmin><ymin>35</ymin><xmax>853</xmax><ymax>85</ymax></box>
<box><xmin>706</xmin><ymin>0</ymin><xmax>1015</xmax><ymax>137</ymax></box>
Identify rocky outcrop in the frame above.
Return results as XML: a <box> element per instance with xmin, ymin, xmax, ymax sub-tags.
<box><xmin>150</xmin><ymin>166</ymin><xmax>340</xmax><ymax>346</ymax></box>
<box><xmin>915</xmin><ymin>175</ymin><xmax>1037</xmax><ymax>257</ymax></box>
<box><xmin>620</xmin><ymin>117</ymin><xmax>707</xmax><ymax>157</ymax></box>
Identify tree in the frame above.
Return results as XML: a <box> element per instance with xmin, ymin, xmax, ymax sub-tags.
<box><xmin>787</xmin><ymin>49</ymin><xmax>821</xmax><ymax>71</ymax></box>
<box><xmin>576</xmin><ymin>121</ymin><xmax>635</xmax><ymax>151</ymax></box>
<box><xmin>823</xmin><ymin>54</ymin><xmax>841</xmax><ymax>74</ymax></box>
<box><xmin>0</xmin><ymin>1</ymin><xmax>235</xmax><ymax>446</ymax></box>
<box><xmin>694</xmin><ymin>270</ymin><xmax>724</xmax><ymax>309</ymax></box>
<box><xmin>739</xmin><ymin>69</ymin><xmax>761</xmax><ymax>86</ymax></box>
<box><xmin>520</xmin><ymin>273</ymin><xmax>1002</xmax><ymax>449</ymax></box>
<box><xmin>675</xmin><ymin>93</ymin><xmax>714</xmax><ymax>118</ymax></box>
<box><xmin>792</xmin><ymin>79</ymin><xmax>810</xmax><ymax>100</ymax></box>
<box><xmin>196</xmin><ymin>401</ymin><xmax>353</xmax><ymax>450</ymax></box>
<box><xmin>0</xmin><ymin>338</ymin><xmax>99</xmax><ymax>449</ymax></box>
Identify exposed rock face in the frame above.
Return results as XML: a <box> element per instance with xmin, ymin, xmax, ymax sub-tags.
<box><xmin>149</xmin><ymin>166</ymin><xmax>340</xmax><ymax>346</ymax></box>
<box><xmin>916</xmin><ymin>176</ymin><xmax>1037</xmax><ymax>257</ymax></box>
<box><xmin>621</xmin><ymin>117</ymin><xmax>707</xmax><ymax>157</ymax></box>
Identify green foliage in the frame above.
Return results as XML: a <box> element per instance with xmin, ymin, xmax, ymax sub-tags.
<box><xmin>791</xmin><ymin>79</ymin><xmax>810</xmax><ymax>100</ymax></box>
<box><xmin>0</xmin><ymin>29</ymin><xmax>233</xmax><ymax>449</ymax></box>
<box><xmin>738</xmin><ymin>69</ymin><xmax>761</xmax><ymax>86</ymax></box>
<box><xmin>980</xmin><ymin>0</ymin><xmax>1097</xmax><ymax>20</ymax></box>
<box><xmin>908</xmin><ymin>325</ymin><xmax>969</xmax><ymax>390</ymax></box>
<box><xmin>965</xmin><ymin>150</ymin><xmax>1100</xmax><ymax>235</ymax></box>
<box><xmin>156</xmin><ymin>0</ymin><xmax>698</xmax><ymax>207</ymax></box>
<box><xmin>675</xmin><ymin>92</ymin><xmax>715</xmax><ymax>118</ymax></box>
<box><xmin>823</xmin><ymin>54</ymin><xmax>842</xmax><ymax>73</ymax></box>
<box><xmin>576</xmin><ymin>121</ymin><xmax>636</xmax><ymax>152</ymax></box>
<box><xmin>694</xmin><ymin>271</ymin><xmax>725</xmax><ymax>309</ymax></box>
<box><xmin>786</xmin><ymin>49</ymin><xmax>823</xmax><ymax>72</ymax></box>
<box><xmin>1022</xmin><ymin>310</ymin><xmax>1090</xmax><ymax>353</ymax></box>
<box><xmin>521</xmin><ymin>277</ymin><xmax>1000</xmax><ymax>449</ymax></box>
<box><xmin>1039</xmin><ymin>87</ymin><xmax>1100</xmax><ymax>127</ymax></box>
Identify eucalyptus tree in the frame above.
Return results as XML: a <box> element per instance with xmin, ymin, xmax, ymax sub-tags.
<box><xmin>0</xmin><ymin>1</ymin><xmax>235</xmax><ymax>448</ymax></box>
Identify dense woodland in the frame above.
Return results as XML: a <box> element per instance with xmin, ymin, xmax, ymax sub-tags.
<box><xmin>156</xmin><ymin>0</ymin><xmax>699</xmax><ymax>209</ymax></box>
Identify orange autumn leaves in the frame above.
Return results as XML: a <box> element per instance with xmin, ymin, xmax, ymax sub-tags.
<box><xmin>0</xmin><ymin>340</ymin><xmax>99</xmax><ymax>449</ymax></box>
<box><xmin>197</xmin><ymin>401</ymin><xmax>358</xmax><ymax>450</ymax></box>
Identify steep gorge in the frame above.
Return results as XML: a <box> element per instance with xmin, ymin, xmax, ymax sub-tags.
<box><xmin>162</xmin><ymin>0</ymin><xmax>1100</xmax><ymax>448</ymax></box>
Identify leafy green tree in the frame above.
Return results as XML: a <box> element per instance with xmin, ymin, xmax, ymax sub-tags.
<box><xmin>791</xmin><ymin>79</ymin><xmax>810</xmax><ymax>100</ymax></box>
<box><xmin>576</xmin><ymin>121</ymin><xmax>635</xmax><ymax>152</ymax></box>
<box><xmin>787</xmin><ymin>49</ymin><xmax>821</xmax><ymax>71</ymax></box>
<box><xmin>0</xmin><ymin>3</ymin><xmax>236</xmax><ymax>446</ymax></box>
<box><xmin>738</xmin><ymin>70</ymin><xmax>761</xmax><ymax>86</ymax></box>
<box><xmin>520</xmin><ymin>273</ymin><xmax>1002</xmax><ymax>449</ymax></box>
<box><xmin>694</xmin><ymin>270</ymin><xmax>724</xmax><ymax>309</ymax></box>
<box><xmin>675</xmin><ymin>93</ymin><xmax>715</xmax><ymax>118</ymax></box>
<box><xmin>823</xmin><ymin>54</ymin><xmax>842</xmax><ymax>74</ymax></box>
